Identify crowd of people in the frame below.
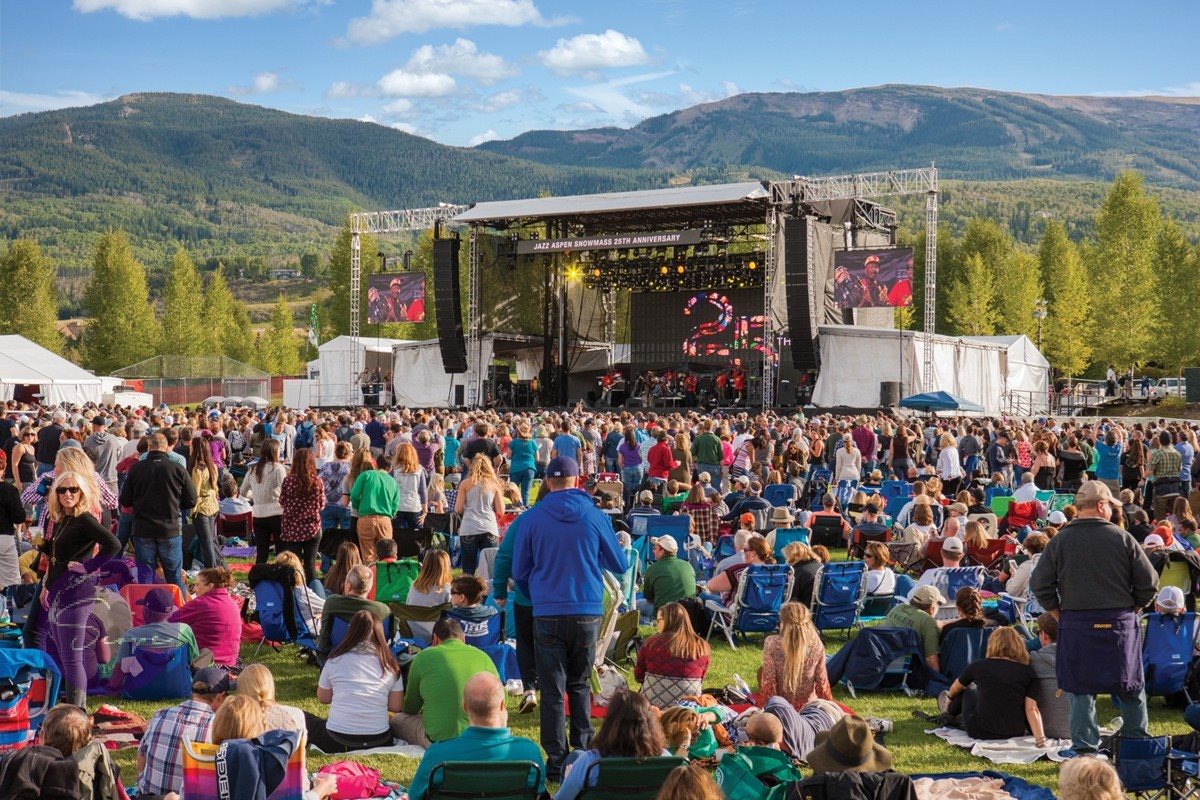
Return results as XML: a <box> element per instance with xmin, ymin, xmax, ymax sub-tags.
<box><xmin>1</xmin><ymin>398</ymin><xmax>1199</xmax><ymax>798</ymax></box>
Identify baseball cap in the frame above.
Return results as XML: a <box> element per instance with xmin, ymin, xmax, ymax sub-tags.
<box><xmin>92</xmin><ymin>415</ymin><xmax>108</xmax><ymax>426</ymax></box>
<box><xmin>351</xmin><ymin>421</ymin><xmax>365</xmax><ymax>430</ymax></box>
<box><xmin>1046</xmin><ymin>510</ymin><xmax>1067</xmax><ymax>526</ymax></box>
<box><xmin>651</xmin><ymin>536</ymin><xmax>679</xmax><ymax>553</ymax></box>
<box><xmin>52</xmin><ymin>409</ymin><xmax>67</xmax><ymax>421</ymax></box>
<box><xmin>1075</xmin><ymin>480</ymin><xmax>1115</xmax><ymax>508</ymax></box>
<box><xmin>546</xmin><ymin>456</ymin><xmax>579</xmax><ymax>478</ymax></box>
<box><xmin>192</xmin><ymin>667</ymin><xmax>236</xmax><ymax>695</ymax></box>
<box><xmin>949</xmin><ymin>502</ymin><xmax>968</xmax><ymax>515</ymax></box>
<box><xmin>941</xmin><ymin>536</ymin><xmax>964</xmax><ymax>554</ymax></box>
<box><xmin>638</xmin><ymin>489</ymin><xmax>654</xmax><ymax>504</ymax></box>
<box><xmin>135</xmin><ymin>587</ymin><xmax>178</xmax><ymax>615</ymax></box>
<box><xmin>698</xmin><ymin>472</ymin><xmax>712</xmax><ymax>483</ymax></box>
<box><xmin>1158</xmin><ymin>586</ymin><xmax>1186</xmax><ymax>611</ymax></box>
<box><xmin>1143</xmin><ymin>533</ymin><xmax>1165</xmax><ymax>550</ymax></box>
<box><xmin>910</xmin><ymin>585</ymin><xmax>947</xmax><ymax>606</ymax></box>
<box><xmin>736</xmin><ymin>475</ymin><xmax>751</xmax><ymax>487</ymax></box>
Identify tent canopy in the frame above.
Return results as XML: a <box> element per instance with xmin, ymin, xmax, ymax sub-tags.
<box><xmin>0</xmin><ymin>335</ymin><xmax>102</xmax><ymax>405</ymax></box>
<box><xmin>316</xmin><ymin>335</ymin><xmax>412</xmax><ymax>407</ymax></box>
<box><xmin>899</xmin><ymin>391</ymin><xmax>985</xmax><ymax>413</ymax></box>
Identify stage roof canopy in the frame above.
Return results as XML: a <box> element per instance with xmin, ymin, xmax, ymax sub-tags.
<box><xmin>452</xmin><ymin>181</ymin><xmax>772</xmax><ymax>231</ymax></box>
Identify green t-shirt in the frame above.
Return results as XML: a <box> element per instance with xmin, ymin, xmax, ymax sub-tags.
<box><xmin>885</xmin><ymin>603</ymin><xmax>941</xmax><ymax>657</ymax></box>
<box><xmin>403</xmin><ymin>639</ymin><xmax>500</xmax><ymax>742</ymax></box>
<box><xmin>642</xmin><ymin>554</ymin><xmax>697</xmax><ymax>610</ymax></box>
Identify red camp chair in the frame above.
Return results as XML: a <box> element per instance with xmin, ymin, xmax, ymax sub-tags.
<box><xmin>918</xmin><ymin>540</ymin><xmax>945</xmax><ymax>573</ymax></box>
<box><xmin>966</xmin><ymin>539</ymin><xmax>1015</xmax><ymax>570</ymax></box>
<box><xmin>217</xmin><ymin>511</ymin><xmax>254</xmax><ymax>540</ymax></box>
<box><xmin>121</xmin><ymin>583</ymin><xmax>186</xmax><ymax>627</ymax></box>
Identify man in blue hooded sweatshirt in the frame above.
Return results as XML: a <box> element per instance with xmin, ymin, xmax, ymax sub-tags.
<box><xmin>512</xmin><ymin>455</ymin><xmax>628</xmax><ymax>781</ymax></box>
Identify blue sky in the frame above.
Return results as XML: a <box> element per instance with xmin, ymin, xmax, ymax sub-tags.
<box><xmin>2</xmin><ymin>0</ymin><xmax>1196</xmax><ymax>146</ymax></box>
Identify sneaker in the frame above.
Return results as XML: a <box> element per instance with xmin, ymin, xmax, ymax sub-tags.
<box><xmin>937</xmin><ymin>690</ymin><xmax>951</xmax><ymax>714</ymax></box>
<box><xmin>519</xmin><ymin>693</ymin><xmax>538</xmax><ymax>714</ymax></box>
<box><xmin>865</xmin><ymin>717</ymin><xmax>893</xmax><ymax>735</ymax></box>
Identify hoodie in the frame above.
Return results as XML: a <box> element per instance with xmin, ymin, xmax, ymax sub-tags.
<box><xmin>83</xmin><ymin>431</ymin><xmax>124</xmax><ymax>491</ymax></box>
<box><xmin>512</xmin><ymin>488</ymin><xmax>628</xmax><ymax>618</ymax></box>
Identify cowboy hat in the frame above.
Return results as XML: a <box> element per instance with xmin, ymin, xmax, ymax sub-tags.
<box><xmin>807</xmin><ymin>715</ymin><xmax>893</xmax><ymax>774</ymax></box>
<box><xmin>770</xmin><ymin>507</ymin><xmax>794</xmax><ymax>526</ymax></box>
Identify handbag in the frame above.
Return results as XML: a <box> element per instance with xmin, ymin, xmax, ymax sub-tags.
<box><xmin>1058</xmin><ymin>608</ymin><xmax>1143</xmax><ymax>695</ymax></box>
<box><xmin>315</xmin><ymin>761</ymin><xmax>390</xmax><ymax>800</ymax></box>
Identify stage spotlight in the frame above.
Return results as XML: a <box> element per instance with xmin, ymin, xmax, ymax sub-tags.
<box><xmin>660</xmin><ymin>266</ymin><xmax>669</xmax><ymax>275</ymax></box>
<box><xmin>592</xmin><ymin>268</ymin><xmax>601</xmax><ymax>277</ymax></box>
<box><xmin>564</xmin><ymin>264</ymin><xmax>583</xmax><ymax>282</ymax></box>
<box><xmin>677</xmin><ymin>265</ymin><xmax>685</xmax><ymax>274</ymax></box>
<box><xmin>748</xmin><ymin>261</ymin><xmax>757</xmax><ymax>270</ymax></box>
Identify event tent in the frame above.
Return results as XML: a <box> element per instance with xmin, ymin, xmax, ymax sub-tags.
<box><xmin>313</xmin><ymin>335</ymin><xmax>412</xmax><ymax>407</ymax></box>
<box><xmin>0</xmin><ymin>335</ymin><xmax>103</xmax><ymax>405</ymax></box>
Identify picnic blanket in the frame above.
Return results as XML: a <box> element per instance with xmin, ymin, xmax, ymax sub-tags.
<box><xmin>221</xmin><ymin>546</ymin><xmax>257</xmax><ymax>558</ymax></box>
<box><xmin>308</xmin><ymin>741</ymin><xmax>425</xmax><ymax>758</ymax></box>
<box><xmin>924</xmin><ymin>727</ymin><xmax>1071</xmax><ymax>764</ymax></box>
<box><xmin>912</xmin><ymin>771</ymin><xmax>1056</xmax><ymax>800</ymax></box>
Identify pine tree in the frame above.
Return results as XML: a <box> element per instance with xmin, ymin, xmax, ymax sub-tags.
<box><xmin>325</xmin><ymin>222</ymin><xmax>378</xmax><ymax>337</ymax></box>
<box><xmin>83</xmin><ymin>230</ymin><xmax>160</xmax><ymax>374</ymax></box>
<box><xmin>993</xmin><ymin>251</ymin><xmax>1043</xmax><ymax>339</ymax></box>
<box><xmin>227</xmin><ymin>302</ymin><xmax>255</xmax><ymax>364</ymax></box>
<box><xmin>1089</xmin><ymin>172</ymin><xmax>1160</xmax><ymax>369</ymax></box>
<box><xmin>1152</xmin><ymin>220</ymin><xmax>1200</xmax><ymax>378</ymax></box>
<box><xmin>1037</xmin><ymin>221</ymin><xmax>1092</xmax><ymax>376</ymax></box>
<box><xmin>201</xmin><ymin>264</ymin><xmax>235</xmax><ymax>356</ymax></box>
<box><xmin>160</xmin><ymin>247</ymin><xmax>206</xmax><ymax>356</ymax></box>
<box><xmin>260</xmin><ymin>294</ymin><xmax>301</xmax><ymax>375</ymax></box>
<box><xmin>945</xmin><ymin>254</ymin><xmax>999</xmax><ymax>335</ymax></box>
<box><xmin>0</xmin><ymin>238</ymin><xmax>61</xmax><ymax>352</ymax></box>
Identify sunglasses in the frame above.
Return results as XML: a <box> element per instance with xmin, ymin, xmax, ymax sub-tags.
<box><xmin>55</xmin><ymin>486</ymin><xmax>81</xmax><ymax>496</ymax></box>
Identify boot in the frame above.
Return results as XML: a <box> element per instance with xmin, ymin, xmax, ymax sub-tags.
<box><xmin>60</xmin><ymin>684</ymin><xmax>88</xmax><ymax>709</ymax></box>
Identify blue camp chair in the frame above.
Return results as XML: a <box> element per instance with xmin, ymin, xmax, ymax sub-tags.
<box><xmin>644</xmin><ymin>515</ymin><xmax>690</xmax><ymax>558</ymax></box>
<box><xmin>984</xmin><ymin>485</ymin><xmax>1012</xmax><ymax>506</ymax></box>
<box><xmin>812</xmin><ymin>561</ymin><xmax>868</xmax><ymax>635</ymax></box>
<box><xmin>938</xmin><ymin>626</ymin><xmax>995</xmax><ymax>684</ymax></box>
<box><xmin>1112</xmin><ymin>735</ymin><xmax>1200</xmax><ymax>800</ymax></box>
<box><xmin>444</xmin><ymin>608</ymin><xmax>520</xmax><ymax>683</ymax></box>
<box><xmin>329</xmin><ymin>614</ymin><xmax>395</xmax><ymax>652</ymax></box>
<box><xmin>763</xmin><ymin>484</ymin><xmax>795</xmax><ymax>508</ymax></box>
<box><xmin>120</xmin><ymin>642</ymin><xmax>193</xmax><ymax>701</ymax></box>
<box><xmin>885</xmin><ymin>494</ymin><xmax>910</xmax><ymax>521</ymax></box>
<box><xmin>771</xmin><ymin>528</ymin><xmax>810</xmax><ymax>562</ymax></box>
<box><xmin>826</xmin><ymin>627</ymin><xmax>926</xmax><ymax>698</ymax></box>
<box><xmin>249</xmin><ymin>564</ymin><xmax>317</xmax><ymax>657</ymax></box>
<box><xmin>1143</xmin><ymin>612</ymin><xmax>1198</xmax><ymax>703</ymax></box>
<box><xmin>943</xmin><ymin>567</ymin><xmax>988</xmax><ymax>600</ymax></box>
<box><xmin>705</xmin><ymin>564</ymin><xmax>794</xmax><ymax>649</ymax></box>
<box><xmin>713</xmin><ymin>534</ymin><xmax>735</xmax><ymax>562</ymax></box>
<box><xmin>0</xmin><ymin>648</ymin><xmax>61</xmax><ymax>747</ymax></box>
<box><xmin>835</xmin><ymin>479</ymin><xmax>859</xmax><ymax>510</ymax></box>
<box><xmin>807</xmin><ymin>468</ymin><xmax>831</xmax><ymax>511</ymax></box>
<box><xmin>881</xmin><ymin>480</ymin><xmax>913</xmax><ymax>502</ymax></box>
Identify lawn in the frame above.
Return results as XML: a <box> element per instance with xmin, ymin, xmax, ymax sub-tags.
<box><xmin>97</xmin><ymin>556</ymin><xmax>1189</xmax><ymax>795</ymax></box>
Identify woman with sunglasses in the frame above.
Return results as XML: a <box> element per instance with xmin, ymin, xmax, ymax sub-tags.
<box><xmin>6</xmin><ymin>424</ymin><xmax>37</xmax><ymax>492</ymax></box>
<box><xmin>42</xmin><ymin>470</ymin><xmax>121</xmax><ymax>707</ymax></box>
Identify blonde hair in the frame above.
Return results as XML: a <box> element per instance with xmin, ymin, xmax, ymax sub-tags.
<box><xmin>962</xmin><ymin>520</ymin><xmax>989</xmax><ymax>549</ymax></box>
<box><xmin>48</xmin><ymin>470</ymin><xmax>102</xmax><ymax>523</ymax></box>
<box><xmin>783</xmin><ymin>541</ymin><xmax>817</xmax><ymax>565</ymax></box>
<box><xmin>412</xmin><ymin>549</ymin><xmax>452</xmax><ymax>595</ymax></box>
<box><xmin>986</xmin><ymin>627</ymin><xmax>1030</xmax><ymax>664</ymax></box>
<box><xmin>656</xmin><ymin>765</ymin><xmax>723</xmax><ymax>800</ymax></box>
<box><xmin>55</xmin><ymin>447</ymin><xmax>96</xmax><ymax>477</ymax></box>
<box><xmin>467</xmin><ymin>453</ymin><xmax>502</xmax><ymax>493</ymax></box>
<box><xmin>777</xmin><ymin>602</ymin><xmax>821</xmax><ymax>698</ymax></box>
<box><xmin>658</xmin><ymin>707</ymin><xmax>701</xmax><ymax>752</ymax></box>
<box><xmin>1059</xmin><ymin>755</ymin><xmax>1123</xmax><ymax>800</ymax></box>
<box><xmin>274</xmin><ymin>551</ymin><xmax>306</xmax><ymax>587</ymax></box>
<box><xmin>237</xmin><ymin>663</ymin><xmax>276</xmax><ymax>706</ymax></box>
<box><xmin>211</xmin><ymin>694</ymin><xmax>264</xmax><ymax>744</ymax></box>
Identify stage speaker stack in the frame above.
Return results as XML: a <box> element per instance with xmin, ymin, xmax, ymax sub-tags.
<box><xmin>880</xmin><ymin>381</ymin><xmax>901</xmax><ymax>407</ymax></box>
<box><xmin>433</xmin><ymin>237</ymin><xmax>468</xmax><ymax>373</ymax></box>
<box><xmin>782</xmin><ymin>216</ymin><xmax>820</xmax><ymax>371</ymax></box>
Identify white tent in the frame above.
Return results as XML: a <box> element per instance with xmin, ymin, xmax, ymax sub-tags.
<box><xmin>315</xmin><ymin>335</ymin><xmax>412</xmax><ymax>406</ymax></box>
<box><xmin>392</xmin><ymin>338</ymin><xmax>489</xmax><ymax>407</ymax></box>
<box><xmin>963</xmin><ymin>335</ymin><xmax>1051</xmax><ymax>416</ymax></box>
<box><xmin>0</xmin><ymin>335</ymin><xmax>103</xmax><ymax>405</ymax></box>
<box><xmin>811</xmin><ymin>326</ymin><xmax>1008</xmax><ymax>414</ymax></box>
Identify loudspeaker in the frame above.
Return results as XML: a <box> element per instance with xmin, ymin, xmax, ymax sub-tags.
<box><xmin>880</xmin><ymin>381</ymin><xmax>901</xmax><ymax>407</ymax></box>
<box><xmin>433</xmin><ymin>237</ymin><xmax>467</xmax><ymax>373</ymax></box>
<box><xmin>782</xmin><ymin>216</ymin><xmax>819</xmax><ymax>370</ymax></box>
<box><xmin>453</xmin><ymin>385</ymin><xmax>464</xmax><ymax>406</ymax></box>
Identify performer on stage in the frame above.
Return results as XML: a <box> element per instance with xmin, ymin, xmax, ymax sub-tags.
<box><xmin>598</xmin><ymin>368</ymin><xmax>622</xmax><ymax>407</ymax></box>
<box><xmin>731</xmin><ymin>360</ymin><xmax>747</xmax><ymax>406</ymax></box>
<box><xmin>715</xmin><ymin>368</ymin><xmax>728</xmax><ymax>405</ymax></box>
<box><xmin>683</xmin><ymin>371</ymin><xmax>698</xmax><ymax>406</ymax></box>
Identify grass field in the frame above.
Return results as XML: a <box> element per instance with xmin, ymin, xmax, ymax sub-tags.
<box><xmin>96</xmin><ymin>555</ymin><xmax>1190</xmax><ymax>795</ymax></box>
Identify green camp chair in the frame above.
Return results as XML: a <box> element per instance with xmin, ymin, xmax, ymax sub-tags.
<box><xmin>577</xmin><ymin>756</ymin><xmax>688</xmax><ymax>800</ymax></box>
<box><xmin>737</xmin><ymin>746</ymin><xmax>805</xmax><ymax>786</ymax></box>
<box><xmin>1049</xmin><ymin>493</ymin><xmax>1075</xmax><ymax>514</ymax></box>
<box><xmin>1160</xmin><ymin>558</ymin><xmax>1192</xmax><ymax>601</ymax></box>
<box><xmin>427</xmin><ymin>760</ymin><xmax>542</xmax><ymax>800</ymax></box>
<box><xmin>989</xmin><ymin>495</ymin><xmax>1013</xmax><ymax>518</ymax></box>
<box><xmin>388</xmin><ymin>602</ymin><xmax>451</xmax><ymax>640</ymax></box>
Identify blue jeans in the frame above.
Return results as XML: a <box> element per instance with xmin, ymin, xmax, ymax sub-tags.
<box><xmin>604</xmin><ymin>457</ymin><xmax>618</xmax><ymax>474</ymax></box>
<box><xmin>116</xmin><ymin>511</ymin><xmax>135</xmax><ymax>553</ymax></box>
<box><xmin>696</xmin><ymin>462</ymin><xmax>722</xmax><ymax>493</ymax></box>
<box><xmin>133</xmin><ymin>536</ymin><xmax>186</xmax><ymax>597</ymax></box>
<box><xmin>1068</xmin><ymin>689</ymin><xmax>1149</xmax><ymax>752</ymax></box>
<box><xmin>620</xmin><ymin>466</ymin><xmax>644</xmax><ymax>507</ymax></box>
<box><xmin>192</xmin><ymin>514</ymin><xmax>221</xmax><ymax>569</ymax></box>
<box><xmin>459</xmin><ymin>533</ymin><xmax>497</xmax><ymax>576</ymax></box>
<box><xmin>511</xmin><ymin>468</ymin><xmax>536</xmax><ymax>506</ymax></box>
<box><xmin>320</xmin><ymin>505</ymin><xmax>352</xmax><ymax>532</ymax></box>
<box><xmin>534</xmin><ymin>615</ymin><xmax>600</xmax><ymax>777</ymax></box>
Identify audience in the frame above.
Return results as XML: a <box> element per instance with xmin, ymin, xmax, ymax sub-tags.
<box><xmin>938</xmin><ymin>586</ymin><xmax>996</xmax><ymax>643</ymax></box>
<box><xmin>318</xmin><ymin>563</ymin><xmax>391</xmax><ymax>656</ymax></box>
<box><xmin>405</xmin><ymin>549</ymin><xmax>453</xmax><ymax>641</ymax></box>
<box><xmin>634</xmin><ymin>602</ymin><xmax>711</xmax><ymax>708</ymax></box>
<box><xmin>640</xmin><ymin>534</ymin><xmax>697</xmax><ymax>615</ymax></box>
<box><xmin>1029</xmin><ymin>612</ymin><xmax>1071</xmax><ymax>739</ymax></box>
<box><xmin>885</xmin><ymin>585</ymin><xmax>945</xmax><ymax>672</ymax></box>
<box><xmin>136</xmin><ymin>667</ymin><xmax>233</xmax><ymax>796</ymax></box>
<box><xmin>783</xmin><ymin>541</ymin><xmax>823</xmax><ymax>606</ymax></box>
<box><xmin>109</xmin><ymin>587</ymin><xmax>200</xmax><ymax>691</ymax></box>
<box><xmin>554</xmin><ymin>689</ymin><xmax>668</xmax><ymax>800</ymax></box>
<box><xmin>758</xmin><ymin>602</ymin><xmax>833</xmax><ymax>708</ymax></box>
<box><xmin>41</xmin><ymin>704</ymin><xmax>124</xmax><ymax>800</ymax></box>
<box><xmin>934</xmin><ymin>628</ymin><xmax>1047</xmax><ymax>744</ymax></box>
<box><xmin>169</xmin><ymin>567</ymin><xmax>242</xmax><ymax>667</ymax></box>
<box><xmin>274</xmin><ymin>550</ymin><xmax>326</xmax><ymax>633</ymax></box>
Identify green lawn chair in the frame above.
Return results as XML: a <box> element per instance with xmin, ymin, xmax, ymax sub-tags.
<box><xmin>426</xmin><ymin>760</ymin><xmax>543</xmax><ymax>800</ymax></box>
<box><xmin>989</xmin><ymin>495</ymin><xmax>1013</xmax><ymax>518</ymax></box>
<box><xmin>577</xmin><ymin>756</ymin><xmax>688</xmax><ymax>800</ymax></box>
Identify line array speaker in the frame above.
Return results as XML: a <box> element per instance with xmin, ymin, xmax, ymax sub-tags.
<box><xmin>433</xmin><ymin>237</ymin><xmax>468</xmax><ymax>373</ymax></box>
<box><xmin>782</xmin><ymin>215</ymin><xmax>819</xmax><ymax>370</ymax></box>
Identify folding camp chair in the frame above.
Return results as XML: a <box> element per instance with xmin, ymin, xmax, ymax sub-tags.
<box><xmin>328</xmin><ymin>613</ymin><xmax>394</xmax><ymax>652</ymax></box>
<box><xmin>1049</xmin><ymin>493</ymin><xmax>1075</xmax><ymax>514</ymax></box>
<box><xmin>966</xmin><ymin>538</ymin><xmax>1011</xmax><ymax>570</ymax></box>
<box><xmin>122</xmin><ymin>583</ymin><xmax>185</xmax><ymax>627</ymax></box>
<box><xmin>183</xmin><ymin>731</ymin><xmax>306</xmax><ymax>800</ymax></box>
<box><xmin>989</xmin><ymin>495</ymin><xmax>1013</xmax><ymax>519</ymax></box>
<box><xmin>1113</xmin><ymin>735</ymin><xmax>1200</xmax><ymax>800</ymax></box>
<box><xmin>372</xmin><ymin>558</ymin><xmax>421</xmax><ymax>604</ymax></box>
<box><xmin>120</xmin><ymin>642</ymin><xmax>193</xmax><ymax>701</ymax></box>
<box><xmin>763</xmin><ymin>483</ymin><xmax>795</xmax><ymax>508</ymax></box>
<box><xmin>881</xmin><ymin>480</ymin><xmax>913</xmax><ymax>501</ymax></box>
<box><xmin>1143</xmin><ymin>612</ymin><xmax>1199</xmax><ymax>704</ymax></box>
<box><xmin>444</xmin><ymin>607</ymin><xmax>520</xmax><ymax>682</ymax></box>
<box><xmin>713</xmin><ymin>534</ymin><xmax>736</xmax><ymax>562</ymax></box>
<box><xmin>886</xmin><ymin>541</ymin><xmax>920</xmax><ymax>572</ymax></box>
<box><xmin>1161</xmin><ymin>558</ymin><xmax>1193</xmax><ymax>605</ymax></box>
<box><xmin>217</xmin><ymin>510</ymin><xmax>254</xmax><ymax>540</ymax></box>
<box><xmin>811</xmin><ymin>560</ymin><xmax>868</xmax><ymax>635</ymax></box>
<box><xmin>577</xmin><ymin>756</ymin><xmax>687</xmax><ymax>800</ymax></box>
<box><xmin>939</xmin><ymin>626</ymin><xmax>995</xmax><ymax>684</ymax></box>
<box><xmin>427</xmin><ymin>761</ymin><xmax>543</xmax><ymax>800</ymax></box>
<box><xmin>644</xmin><ymin>515</ymin><xmax>690</xmax><ymax>559</ymax></box>
<box><xmin>806</xmin><ymin>468</ymin><xmax>831</xmax><ymax>511</ymax></box>
<box><xmin>966</xmin><ymin>512</ymin><xmax>999</xmax><ymax>538</ymax></box>
<box><xmin>943</xmin><ymin>566</ymin><xmax>988</xmax><ymax>599</ymax></box>
<box><xmin>0</xmin><ymin>649</ymin><xmax>61</xmax><ymax>750</ymax></box>
<box><xmin>248</xmin><ymin>563</ymin><xmax>318</xmax><ymax>657</ymax></box>
<box><xmin>771</xmin><ymin>528</ymin><xmax>810</xmax><ymax>563</ymax></box>
<box><xmin>1034</xmin><ymin>489</ymin><xmax>1055</xmax><ymax>505</ymax></box>
<box><xmin>884</xmin><ymin>494</ymin><xmax>910</xmax><ymax>522</ymax></box>
<box><xmin>835</xmin><ymin>479</ymin><xmax>859</xmax><ymax>510</ymax></box>
<box><xmin>705</xmin><ymin>564</ymin><xmax>794</xmax><ymax>649</ymax></box>
<box><xmin>919</xmin><ymin>540</ymin><xmax>946</xmax><ymax>572</ymax></box>
<box><xmin>809</xmin><ymin>514</ymin><xmax>846</xmax><ymax>549</ymax></box>
<box><xmin>984</xmin><ymin>485</ymin><xmax>1012</xmax><ymax>506</ymax></box>
<box><xmin>849</xmin><ymin>525</ymin><xmax>891</xmax><ymax>559</ymax></box>
<box><xmin>826</xmin><ymin>626</ymin><xmax>926</xmax><ymax>698</ymax></box>
<box><xmin>388</xmin><ymin>602</ymin><xmax>450</xmax><ymax>645</ymax></box>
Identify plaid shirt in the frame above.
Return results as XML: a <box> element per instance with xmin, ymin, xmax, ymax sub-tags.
<box><xmin>137</xmin><ymin>699</ymin><xmax>214</xmax><ymax>795</ymax></box>
<box><xmin>1150</xmin><ymin>447</ymin><xmax>1183</xmax><ymax>480</ymax></box>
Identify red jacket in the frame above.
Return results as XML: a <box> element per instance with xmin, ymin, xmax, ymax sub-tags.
<box><xmin>647</xmin><ymin>441</ymin><xmax>678</xmax><ymax>480</ymax></box>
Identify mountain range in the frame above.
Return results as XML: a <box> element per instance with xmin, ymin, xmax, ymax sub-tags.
<box><xmin>1</xmin><ymin>86</ymin><xmax>1197</xmax><ymax>272</ymax></box>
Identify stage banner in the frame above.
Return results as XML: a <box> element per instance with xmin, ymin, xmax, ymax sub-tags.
<box><xmin>367</xmin><ymin>272</ymin><xmax>426</xmax><ymax>323</ymax></box>
<box><xmin>832</xmin><ymin>247</ymin><xmax>914</xmax><ymax>309</ymax></box>
<box><xmin>516</xmin><ymin>229</ymin><xmax>702</xmax><ymax>255</ymax></box>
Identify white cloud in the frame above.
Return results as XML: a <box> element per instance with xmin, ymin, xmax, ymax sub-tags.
<box><xmin>326</xmin><ymin>81</ymin><xmax>378</xmax><ymax>99</ymax></box>
<box><xmin>721</xmin><ymin>80</ymin><xmax>740</xmax><ymax>98</ymax></box>
<box><xmin>377</xmin><ymin>70</ymin><xmax>456</xmax><ymax>97</ymax></box>
<box><xmin>382</xmin><ymin>98</ymin><xmax>415</xmax><ymax>116</ymax></box>
<box><xmin>229</xmin><ymin>71</ymin><xmax>298</xmax><ymax>95</ymax></box>
<box><xmin>73</xmin><ymin>0</ymin><xmax>311</xmax><ymax>21</ymax></box>
<box><xmin>0</xmin><ymin>88</ymin><xmax>110</xmax><ymax>116</ymax></box>
<box><xmin>390</xmin><ymin>121</ymin><xmax>419</xmax><ymax>134</ymax></box>
<box><xmin>539</xmin><ymin>30</ymin><xmax>650</xmax><ymax>76</ymax></box>
<box><xmin>405</xmin><ymin>38</ymin><xmax>517</xmax><ymax>86</ymax></box>
<box><xmin>358</xmin><ymin>114</ymin><xmax>379</xmax><ymax>123</ymax></box>
<box><xmin>468</xmin><ymin>128</ymin><xmax>500</xmax><ymax>146</ymax></box>
<box><xmin>345</xmin><ymin>0</ymin><xmax>563</xmax><ymax>45</ymax></box>
<box><xmin>566</xmin><ymin>70</ymin><xmax>675</xmax><ymax>124</ymax></box>
<box><xmin>482</xmin><ymin>89</ymin><xmax>524</xmax><ymax>112</ymax></box>
<box><xmin>1091</xmin><ymin>81</ymin><xmax>1200</xmax><ymax>97</ymax></box>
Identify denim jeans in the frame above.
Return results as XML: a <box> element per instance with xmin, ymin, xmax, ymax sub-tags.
<box><xmin>192</xmin><ymin>514</ymin><xmax>221</xmax><ymax>569</ymax></box>
<box><xmin>511</xmin><ymin>468</ymin><xmax>536</xmax><ymax>506</ymax></box>
<box><xmin>620</xmin><ymin>466</ymin><xmax>643</xmax><ymax>507</ymax></box>
<box><xmin>513</xmin><ymin>602</ymin><xmax>537</xmax><ymax>691</ymax></box>
<box><xmin>320</xmin><ymin>505</ymin><xmax>352</xmax><ymax>531</ymax></box>
<box><xmin>1067</xmin><ymin>689</ymin><xmax>1149</xmax><ymax>752</ymax></box>
<box><xmin>534</xmin><ymin>615</ymin><xmax>600</xmax><ymax>776</ymax></box>
<box><xmin>133</xmin><ymin>536</ymin><xmax>186</xmax><ymax>597</ymax></box>
<box><xmin>696</xmin><ymin>462</ymin><xmax>723</xmax><ymax>494</ymax></box>
<box><xmin>116</xmin><ymin>511</ymin><xmax>135</xmax><ymax>553</ymax></box>
<box><xmin>604</xmin><ymin>457</ymin><xmax>618</xmax><ymax>474</ymax></box>
<box><xmin>459</xmin><ymin>533</ymin><xmax>497</xmax><ymax>576</ymax></box>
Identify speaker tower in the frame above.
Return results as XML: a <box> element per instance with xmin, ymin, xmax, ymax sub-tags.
<box><xmin>433</xmin><ymin>237</ymin><xmax>468</xmax><ymax>373</ymax></box>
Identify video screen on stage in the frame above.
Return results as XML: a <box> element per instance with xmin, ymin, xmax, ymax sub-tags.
<box><xmin>367</xmin><ymin>272</ymin><xmax>426</xmax><ymax>323</ymax></box>
<box><xmin>833</xmin><ymin>247</ymin><xmax>914</xmax><ymax>309</ymax></box>
<box><xmin>630</xmin><ymin>288</ymin><xmax>772</xmax><ymax>368</ymax></box>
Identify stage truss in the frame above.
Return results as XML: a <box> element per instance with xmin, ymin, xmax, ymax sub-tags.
<box><xmin>348</xmin><ymin>164</ymin><xmax>938</xmax><ymax>409</ymax></box>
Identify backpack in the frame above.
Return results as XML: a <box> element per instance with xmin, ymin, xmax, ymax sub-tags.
<box><xmin>315</xmin><ymin>761</ymin><xmax>390</xmax><ymax>799</ymax></box>
<box><xmin>713</xmin><ymin>751</ymin><xmax>794</xmax><ymax>800</ymax></box>
<box><xmin>372</xmin><ymin>559</ymin><xmax>420</xmax><ymax>604</ymax></box>
<box><xmin>228</xmin><ymin>428</ymin><xmax>246</xmax><ymax>453</ymax></box>
<box><xmin>294</xmin><ymin>421</ymin><xmax>315</xmax><ymax>450</ymax></box>
<box><xmin>1143</xmin><ymin>612</ymin><xmax>1198</xmax><ymax>699</ymax></box>
<box><xmin>120</xmin><ymin>644</ymin><xmax>192</xmax><ymax>701</ymax></box>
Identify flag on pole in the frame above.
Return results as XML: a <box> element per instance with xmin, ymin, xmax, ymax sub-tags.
<box><xmin>307</xmin><ymin>304</ymin><xmax>319</xmax><ymax>347</ymax></box>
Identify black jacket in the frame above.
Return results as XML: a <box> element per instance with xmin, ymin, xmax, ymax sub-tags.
<box><xmin>119</xmin><ymin>450</ymin><xmax>197</xmax><ymax>539</ymax></box>
<box><xmin>791</xmin><ymin>771</ymin><xmax>917</xmax><ymax>800</ymax></box>
<box><xmin>0</xmin><ymin>482</ymin><xmax>24</xmax><ymax>535</ymax></box>
<box><xmin>35</xmin><ymin>424</ymin><xmax>64</xmax><ymax>465</ymax></box>
<box><xmin>0</xmin><ymin>744</ymin><xmax>81</xmax><ymax>799</ymax></box>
